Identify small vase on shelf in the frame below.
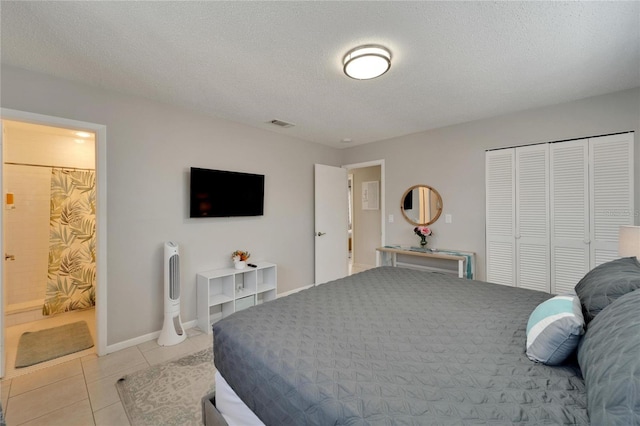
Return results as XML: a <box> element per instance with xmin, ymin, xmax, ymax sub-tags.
<box><xmin>420</xmin><ymin>236</ymin><xmax>427</xmax><ymax>247</ymax></box>
<box><xmin>234</xmin><ymin>261</ymin><xmax>246</xmax><ymax>270</ymax></box>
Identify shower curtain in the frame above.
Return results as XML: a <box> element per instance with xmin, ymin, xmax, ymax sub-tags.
<box><xmin>43</xmin><ymin>168</ymin><xmax>96</xmax><ymax>316</ymax></box>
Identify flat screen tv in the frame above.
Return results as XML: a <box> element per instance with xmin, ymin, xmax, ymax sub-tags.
<box><xmin>190</xmin><ymin>167</ymin><xmax>264</xmax><ymax>218</ymax></box>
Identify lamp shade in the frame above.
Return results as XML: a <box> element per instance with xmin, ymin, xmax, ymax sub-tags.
<box><xmin>343</xmin><ymin>45</ymin><xmax>391</xmax><ymax>80</ymax></box>
<box><xmin>618</xmin><ymin>225</ymin><xmax>640</xmax><ymax>258</ymax></box>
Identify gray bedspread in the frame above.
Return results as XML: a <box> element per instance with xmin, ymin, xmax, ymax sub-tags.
<box><xmin>213</xmin><ymin>267</ymin><xmax>588</xmax><ymax>425</ymax></box>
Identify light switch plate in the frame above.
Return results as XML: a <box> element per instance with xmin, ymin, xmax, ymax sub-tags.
<box><xmin>445</xmin><ymin>214</ymin><xmax>452</xmax><ymax>223</ymax></box>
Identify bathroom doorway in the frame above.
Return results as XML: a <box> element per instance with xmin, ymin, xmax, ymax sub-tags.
<box><xmin>1</xmin><ymin>119</ymin><xmax>98</xmax><ymax>378</ymax></box>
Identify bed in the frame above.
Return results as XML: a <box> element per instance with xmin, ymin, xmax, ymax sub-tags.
<box><xmin>207</xmin><ymin>263</ymin><xmax>640</xmax><ymax>425</ymax></box>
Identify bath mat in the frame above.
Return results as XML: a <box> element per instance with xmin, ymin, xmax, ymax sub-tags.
<box><xmin>117</xmin><ymin>347</ymin><xmax>215</xmax><ymax>426</ymax></box>
<box><xmin>15</xmin><ymin>321</ymin><xmax>94</xmax><ymax>368</ymax></box>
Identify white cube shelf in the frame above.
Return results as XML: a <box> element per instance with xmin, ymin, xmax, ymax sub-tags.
<box><xmin>197</xmin><ymin>262</ymin><xmax>277</xmax><ymax>334</ymax></box>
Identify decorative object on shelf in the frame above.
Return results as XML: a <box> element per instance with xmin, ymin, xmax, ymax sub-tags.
<box><xmin>232</xmin><ymin>250</ymin><xmax>250</xmax><ymax>270</ymax></box>
<box><xmin>414</xmin><ymin>226</ymin><xmax>433</xmax><ymax>247</ymax></box>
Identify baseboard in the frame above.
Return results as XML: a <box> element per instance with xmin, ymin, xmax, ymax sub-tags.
<box><xmin>278</xmin><ymin>284</ymin><xmax>313</xmax><ymax>298</ymax></box>
<box><xmin>105</xmin><ymin>319</ymin><xmax>199</xmax><ymax>354</ymax></box>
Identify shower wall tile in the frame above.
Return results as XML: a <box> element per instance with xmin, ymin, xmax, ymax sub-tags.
<box><xmin>4</xmin><ymin>165</ymin><xmax>50</xmax><ymax>306</ymax></box>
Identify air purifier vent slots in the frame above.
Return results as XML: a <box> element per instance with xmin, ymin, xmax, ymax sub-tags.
<box><xmin>169</xmin><ymin>254</ymin><xmax>179</xmax><ymax>300</ymax></box>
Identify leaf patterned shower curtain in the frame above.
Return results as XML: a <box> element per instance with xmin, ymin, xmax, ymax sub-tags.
<box><xmin>43</xmin><ymin>169</ymin><xmax>96</xmax><ymax>316</ymax></box>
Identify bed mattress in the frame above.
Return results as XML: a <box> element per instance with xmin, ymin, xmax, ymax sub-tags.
<box><xmin>213</xmin><ymin>267</ymin><xmax>588</xmax><ymax>425</ymax></box>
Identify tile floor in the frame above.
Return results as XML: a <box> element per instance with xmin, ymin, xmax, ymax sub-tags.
<box><xmin>4</xmin><ymin>309</ymin><xmax>97</xmax><ymax>379</ymax></box>
<box><xmin>1</xmin><ymin>327</ymin><xmax>212</xmax><ymax>425</ymax></box>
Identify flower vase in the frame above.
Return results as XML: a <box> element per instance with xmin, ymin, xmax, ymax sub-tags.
<box><xmin>234</xmin><ymin>261</ymin><xmax>246</xmax><ymax>270</ymax></box>
<box><xmin>420</xmin><ymin>236</ymin><xmax>427</xmax><ymax>247</ymax></box>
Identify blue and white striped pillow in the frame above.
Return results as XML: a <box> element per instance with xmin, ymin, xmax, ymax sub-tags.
<box><xmin>526</xmin><ymin>294</ymin><xmax>585</xmax><ymax>365</ymax></box>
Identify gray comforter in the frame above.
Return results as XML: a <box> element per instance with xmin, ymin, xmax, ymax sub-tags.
<box><xmin>213</xmin><ymin>267</ymin><xmax>588</xmax><ymax>425</ymax></box>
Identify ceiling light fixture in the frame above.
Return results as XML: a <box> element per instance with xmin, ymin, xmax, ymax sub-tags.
<box><xmin>343</xmin><ymin>45</ymin><xmax>391</xmax><ymax>80</ymax></box>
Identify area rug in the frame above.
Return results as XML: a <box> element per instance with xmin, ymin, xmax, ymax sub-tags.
<box><xmin>116</xmin><ymin>347</ymin><xmax>215</xmax><ymax>426</ymax></box>
<box><xmin>15</xmin><ymin>320</ymin><xmax>94</xmax><ymax>368</ymax></box>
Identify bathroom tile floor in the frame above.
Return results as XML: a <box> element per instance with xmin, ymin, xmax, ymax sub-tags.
<box><xmin>1</xmin><ymin>326</ymin><xmax>212</xmax><ymax>425</ymax></box>
<box><xmin>4</xmin><ymin>308</ymin><xmax>97</xmax><ymax>379</ymax></box>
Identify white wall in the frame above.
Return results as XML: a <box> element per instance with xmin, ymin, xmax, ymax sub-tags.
<box><xmin>343</xmin><ymin>87</ymin><xmax>640</xmax><ymax>281</ymax></box>
<box><xmin>1</xmin><ymin>65</ymin><xmax>341</xmax><ymax>345</ymax></box>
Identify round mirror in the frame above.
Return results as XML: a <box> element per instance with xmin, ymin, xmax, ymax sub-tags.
<box><xmin>400</xmin><ymin>185</ymin><xmax>443</xmax><ymax>226</ymax></box>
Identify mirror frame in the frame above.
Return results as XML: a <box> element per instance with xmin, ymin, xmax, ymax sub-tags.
<box><xmin>400</xmin><ymin>184</ymin><xmax>443</xmax><ymax>226</ymax></box>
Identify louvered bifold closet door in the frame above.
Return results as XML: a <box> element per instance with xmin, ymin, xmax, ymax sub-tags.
<box><xmin>515</xmin><ymin>144</ymin><xmax>550</xmax><ymax>292</ymax></box>
<box><xmin>589</xmin><ymin>133</ymin><xmax>634</xmax><ymax>267</ymax></box>
<box><xmin>486</xmin><ymin>149</ymin><xmax>516</xmax><ymax>286</ymax></box>
<box><xmin>550</xmin><ymin>140</ymin><xmax>590</xmax><ymax>294</ymax></box>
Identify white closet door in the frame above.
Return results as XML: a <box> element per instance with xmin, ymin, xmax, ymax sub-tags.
<box><xmin>515</xmin><ymin>144</ymin><xmax>550</xmax><ymax>292</ymax></box>
<box><xmin>486</xmin><ymin>149</ymin><xmax>515</xmax><ymax>286</ymax></box>
<box><xmin>590</xmin><ymin>133</ymin><xmax>634</xmax><ymax>267</ymax></box>
<box><xmin>550</xmin><ymin>140</ymin><xmax>590</xmax><ymax>294</ymax></box>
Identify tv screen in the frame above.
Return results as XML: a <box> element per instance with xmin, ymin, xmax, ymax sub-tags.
<box><xmin>190</xmin><ymin>167</ymin><xmax>264</xmax><ymax>218</ymax></box>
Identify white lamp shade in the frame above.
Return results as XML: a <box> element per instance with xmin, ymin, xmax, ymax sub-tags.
<box><xmin>343</xmin><ymin>45</ymin><xmax>391</xmax><ymax>80</ymax></box>
<box><xmin>618</xmin><ymin>225</ymin><xmax>640</xmax><ymax>258</ymax></box>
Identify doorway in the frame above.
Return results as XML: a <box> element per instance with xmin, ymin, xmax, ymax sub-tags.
<box><xmin>0</xmin><ymin>110</ymin><xmax>107</xmax><ymax>378</ymax></box>
<box><xmin>344</xmin><ymin>160</ymin><xmax>385</xmax><ymax>275</ymax></box>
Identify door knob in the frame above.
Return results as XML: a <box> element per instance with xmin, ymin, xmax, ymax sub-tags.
<box><xmin>5</xmin><ymin>254</ymin><xmax>15</xmax><ymax>261</ymax></box>
<box><xmin>316</xmin><ymin>232</ymin><xmax>326</xmax><ymax>237</ymax></box>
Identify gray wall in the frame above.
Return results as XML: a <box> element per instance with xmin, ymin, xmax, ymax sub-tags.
<box><xmin>343</xmin><ymin>87</ymin><xmax>640</xmax><ymax>281</ymax></box>
<box><xmin>1</xmin><ymin>65</ymin><xmax>341</xmax><ymax>345</ymax></box>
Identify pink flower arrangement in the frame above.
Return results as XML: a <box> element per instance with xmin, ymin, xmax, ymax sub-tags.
<box><xmin>414</xmin><ymin>226</ymin><xmax>433</xmax><ymax>246</ymax></box>
<box><xmin>414</xmin><ymin>226</ymin><xmax>433</xmax><ymax>237</ymax></box>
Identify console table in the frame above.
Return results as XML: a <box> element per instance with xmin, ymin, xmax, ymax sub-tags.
<box><xmin>376</xmin><ymin>246</ymin><xmax>475</xmax><ymax>279</ymax></box>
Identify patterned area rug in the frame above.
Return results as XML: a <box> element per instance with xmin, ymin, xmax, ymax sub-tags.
<box><xmin>15</xmin><ymin>321</ymin><xmax>94</xmax><ymax>368</ymax></box>
<box><xmin>116</xmin><ymin>347</ymin><xmax>215</xmax><ymax>426</ymax></box>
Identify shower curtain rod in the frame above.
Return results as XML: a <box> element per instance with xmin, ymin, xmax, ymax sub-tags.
<box><xmin>4</xmin><ymin>162</ymin><xmax>95</xmax><ymax>172</ymax></box>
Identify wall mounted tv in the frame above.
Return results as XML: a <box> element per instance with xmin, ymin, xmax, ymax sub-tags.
<box><xmin>190</xmin><ymin>167</ymin><xmax>265</xmax><ymax>218</ymax></box>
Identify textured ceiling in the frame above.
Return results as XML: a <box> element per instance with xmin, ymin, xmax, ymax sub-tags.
<box><xmin>1</xmin><ymin>1</ymin><xmax>639</xmax><ymax>148</ymax></box>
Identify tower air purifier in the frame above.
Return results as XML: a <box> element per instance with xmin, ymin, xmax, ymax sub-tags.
<box><xmin>158</xmin><ymin>241</ymin><xmax>187</xmax><ymax>346</ymax></box>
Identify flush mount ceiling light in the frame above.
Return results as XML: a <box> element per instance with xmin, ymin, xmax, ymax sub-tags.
<box><xmin>343</xmin><ymin>45</ymin><xmax>391</xmax><ymax>80</ymax></box>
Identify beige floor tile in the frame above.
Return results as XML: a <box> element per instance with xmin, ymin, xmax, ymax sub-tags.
<box><xmin>81</xmin><ymin>346</ymin><xmax>147</xmax><ymax>383</ymax></box>
<box><xmin>19</xmin><ymin>399</ymin><xmax>95</xmax><ymax>426</ymax></box>
<box><xmin>189</xmin><ymin>332</ymin><xmax>213</xmax><ymax>352</ymax></box>
<box><xmin>142</xmin><ymin>339</ymin><xmax>198</xmax><ymax>366</ymax></box>
<box><xmin>86</xmin><ymin>363</ymin><xmax>148</xmax><ymax>412</ymax></box>
<box><xmin>10</xmin><ymin>359</ymin><xmax>82</xmax><ymax>397</ymax></box>
<box><xmin>4</xmin><ymin>309</ymin><xmax>96</xmax><ymax>379</ymax></box>
<box><xmin>186</xmin><ymin>327</ymin><xmax>203</xmax><ymax>337</ymax></box>
<box><xmin>5</xmin><ymin>374</ymin><xmax>87</xmax><ymax>425</ymax></box>
<box><xmin>94</xmin><ymin>401</ymin><xmax>130</xmax><ymax>426</ymax></box>
<box><xmin>136</xmin><ymin>338</ymin><xmax>160</xmax><ymax>353</ymax></box>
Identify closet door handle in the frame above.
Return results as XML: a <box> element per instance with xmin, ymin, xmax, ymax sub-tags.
<box><xmin>316</xmin><ymin>232</ymin><xmax>326</xmax><ymax>237</ymax></box>
<box><xmin>5</xmin><ymin>253</ymin><xmax>15</xmax><ymax>261</ymax></box>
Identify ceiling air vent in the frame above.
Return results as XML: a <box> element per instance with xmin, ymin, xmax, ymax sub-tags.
<box><xmin>269</xmin><ymin>119</ymin><xmax>295</xmax><ymax>128</ymax></box>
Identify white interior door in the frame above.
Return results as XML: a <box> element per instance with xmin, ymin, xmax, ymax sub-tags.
<box><xmin>485</xmin><ymin>149</ymin><xmax>516</xmax><ymax>286</ymax></box>
<box><xmin>314</xmin><ymin>164</ymin><xmax>348</xmax><ymax>285</ymax></box>
<box><xmin>0</xmin><ymin>120</ymin><xmax>5</xmax><ymax>378</ymax></box>
<box><xmin>550</xmin><ymin>139</ymin><xmax>590</xmax><ymax>294</ymax></box>
<box><xmin>589</xmin><ymin>133</ymin><xmax>634</xmax><ymax>267</ymax></box>
<box><xmin>515</xmin><ymin>144</ymin><xmax>550</xmax><ymax>292</ymax></box>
